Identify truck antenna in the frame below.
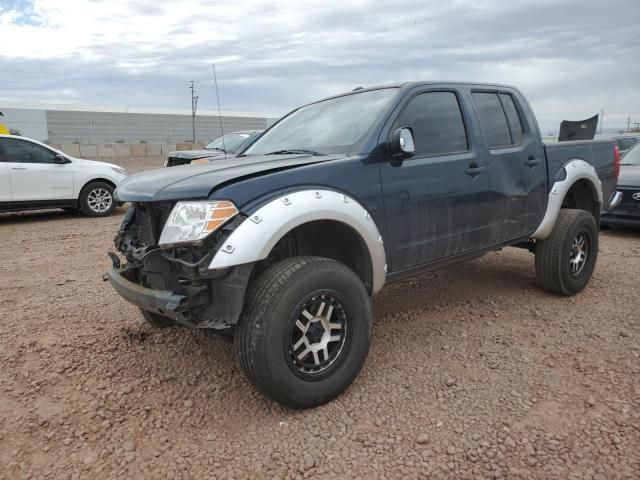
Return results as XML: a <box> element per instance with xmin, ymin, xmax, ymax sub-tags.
<box><xmin>211</xmin><ymin>63</ymin><xmax>226</xmax><ymax>155</ymax></box>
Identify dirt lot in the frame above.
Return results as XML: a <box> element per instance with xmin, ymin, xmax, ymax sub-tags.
<box><xmin>1</xmin><ymin>157</ymin><xmax>639</xmax><ymax>479</ymax></box>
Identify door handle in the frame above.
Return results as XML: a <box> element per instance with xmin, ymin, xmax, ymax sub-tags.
<box><xmin>525</xmin><ymin>157</ymin><xmax>540</xmax><ymax>167</ymax></box>
<box><xmin>465</xmin><ymin>164</ymin><xmax>486</xmax><ymax>176</ymax></box>
<box><xmin>10</xmin><ymin>167</ymin><xmax>27</xmax><ymax>170</ymax></box>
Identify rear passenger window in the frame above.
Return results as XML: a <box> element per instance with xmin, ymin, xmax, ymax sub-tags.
<box><xmin>395</xmin><ymin>91</ymin><xmax>468</xmax><ymax>157</ymax></box>
<box><xmin>499</xmin><ymin>94</ymin><xmax>524</xmax><ymax>144</ymax></box>
<box><xmin>472</xmin><ymin>92</ymin><xmax>512</xmax><ymax>148</ymax></box>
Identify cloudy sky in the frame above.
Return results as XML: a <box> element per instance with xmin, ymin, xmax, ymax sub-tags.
<box><xmin>0</xmin><ymin>0</ymin><xmax>639</xmax><ymax>133</ymax></box>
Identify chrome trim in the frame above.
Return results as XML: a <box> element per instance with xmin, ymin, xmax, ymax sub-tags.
<box><xmin>533</xmin><ymin>159</ymin><xmax>603</xmax><ymax>240</ymax></box>
<box><xmin>608</xmin><ymin>191</ymin><xmax>623</xmax><ymax>210</ymax></box>
<box><xmin>209</xmin><ymin>190</ymin><xmax>387</xmax><ymax>294</ymax></box>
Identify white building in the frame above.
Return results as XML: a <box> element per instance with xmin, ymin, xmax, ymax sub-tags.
<box><xmin>0</xmin><ymin>103</ymin><xmax>278</xmax><ymax>144</ymax></box>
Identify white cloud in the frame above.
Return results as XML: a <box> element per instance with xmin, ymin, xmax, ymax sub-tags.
<box><xmin>0</xmin><ymin>0</ymin><xmax>639</xmax><ymax>132</ymax></box>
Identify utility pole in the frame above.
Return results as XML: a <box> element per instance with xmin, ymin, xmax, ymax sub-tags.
<box><xmin>89</xmin><ymin>118</ymin><xmax>94</xmax><ymax>143</ymax></box>
<box><xmin>626</xmin><ymin>116</ymin><xmax>631</xmax><ymax>133</ymax></box>
<box><xmin>634</xmin><ymin>122</ymin><xmax>640</xmax><ymax>133</ymax></box>
<box><xmin>190</xmin><ymin>80</ymin><xmax>198</xmax><ymax>143</ymax></box>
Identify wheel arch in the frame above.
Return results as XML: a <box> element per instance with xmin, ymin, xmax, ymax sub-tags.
<box><xmin>209</xmin><ymin>189</ymin><xmax>387</xmax><ymax>294</ymax></box>
<box><xmin>533</xmin><ymin>159</ymin><xmax>603</xmax><ymax>239</ymax></box>
<box><xmin>79</xmin><ymin>177</ymin><xmax>117</xmax><ymax>196</ymax></box>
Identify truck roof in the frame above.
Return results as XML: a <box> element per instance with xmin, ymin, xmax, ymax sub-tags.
<box><xmin>311</xmin><ymin>81</ymin><xmax>519</xmax><ymax>106</ymax></box>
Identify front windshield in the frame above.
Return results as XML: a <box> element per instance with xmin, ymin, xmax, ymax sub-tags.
<box><xmin>244</xmin><ymin>88</ymin><xmax>398</xmax><ymax>156</ymax></box>
<box><xmin>206</xmin><ymin>133</ymin><xmax>251</xmax><ymax>153</ymax></box>
<box><xmin>621</xmin><ymin>142</ymin><xmax>640</xmax><ymax>166</ymax></box>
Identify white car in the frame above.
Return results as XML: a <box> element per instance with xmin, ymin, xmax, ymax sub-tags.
<box><xmin>0</xmin><ymin>135</ymin><xmax>127</xmax><ymax>217</ymax></box>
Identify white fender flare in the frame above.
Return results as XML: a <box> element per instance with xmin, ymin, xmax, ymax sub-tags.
<box><xmin>532</xmin><ymin>159</ymin><xmax>603</xmax><ymax>240</ymax></box>
<box><xmin>209</xmin><ymin>189</ymin><xmax>387</xmax><ymax>294</ymax></box>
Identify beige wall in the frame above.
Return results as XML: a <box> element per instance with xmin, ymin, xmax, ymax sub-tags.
<box><xmin>54</xmin><ymin>143</ymin><xmax>205</xmax><ymax>159</ymax></box>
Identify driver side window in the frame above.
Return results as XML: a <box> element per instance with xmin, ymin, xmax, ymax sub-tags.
<box><xmin>394</xmin><ymin>91</ymin><xmax>468</xmax><ymax>157</ymax></box>
<box><xmin>0</xmin><ymin>138</ymin><xmax>58</xmax><ymax>164</ymax></box>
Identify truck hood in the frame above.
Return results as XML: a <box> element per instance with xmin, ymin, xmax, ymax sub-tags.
<box><xmin>618</xmin><ymin>165</ymin><xmax>640</xmax><ymax>188</ymax></box>
<box><xmin>167</xmin><ymin>149</ymin><xmax>225</xmax><ymax>160</ymax></box>
<box><xmin>115</xmin><ymin>153</ymin><xmax>343</xmax><ymax>202</ymax></box>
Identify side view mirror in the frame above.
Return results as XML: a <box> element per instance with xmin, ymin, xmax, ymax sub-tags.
<box><xmin>54</xmin><ymin>154</ymin><xmax>71</xmax><ymax>164</ymax></box>
<box><xmin>391</xmin><ymin>127</ymin><xmax>415</xmax><ymax>157</ymax></box>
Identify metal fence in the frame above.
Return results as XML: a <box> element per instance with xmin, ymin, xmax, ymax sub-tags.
<box><xmin>45</xmin><ymin>110</ymin><xmax>276</xmax><ymax>144</ymax></box>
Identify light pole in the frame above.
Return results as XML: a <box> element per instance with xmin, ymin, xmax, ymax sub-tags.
<box><xmin>89</xmin><ymin>118</ymin><xmax>94</xmax><ymax>143</ymax></box>
<box><xmin>190</xmin><ymin>81</ymin><xmax>198</xmax><ymax>143</ymax></box>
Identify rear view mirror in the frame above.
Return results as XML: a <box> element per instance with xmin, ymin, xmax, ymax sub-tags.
<box><xmin>391</xmin><ymin>128</ymin><xmax>415</xmax><ymax>157</ymax></box>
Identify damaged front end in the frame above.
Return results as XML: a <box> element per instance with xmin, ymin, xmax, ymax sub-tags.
<box><xmin>105</xmin><ymin>202</ymin><xmax>252</xmax><ymax>330</ymax></box>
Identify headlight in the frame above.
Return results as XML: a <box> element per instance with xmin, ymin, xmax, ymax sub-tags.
<box><xmin>158</xmin><ymin>200</ymin><xmax>239</xmax><ymax>246</ymax></box>
<box><xmin>111</xmin><ymin>167</ymin><xmax>128</xmax><ymax>176</ymax></box>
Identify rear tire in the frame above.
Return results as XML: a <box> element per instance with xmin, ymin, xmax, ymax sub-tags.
<box><xmin>139</xmin><ymin>308</ymin><xmax>175</xmax><ymax>328</ymax></box>
<box><xmin>79</xmin><ymin>181</ymin><xmax>116</xmax><ymax>217</ymax></box>
<box><xmin>535</xmin><ymin>209</ymin><xmax>598</xmax><ymax>295</ymax></box>
<box><xmin>235</xmin><ymin>256</ymin><xmax>372</xmax><ymax>409</ymax></box>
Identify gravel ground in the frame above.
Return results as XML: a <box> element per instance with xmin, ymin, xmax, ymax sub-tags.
<box><xmin>1</xmin><ymin>157</ymin><xmax>639</xmax><ymax>479</ymax></box>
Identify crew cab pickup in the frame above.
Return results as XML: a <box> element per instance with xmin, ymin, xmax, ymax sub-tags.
<box><xmin>106</xmin><ymin>82</ymin><xmax>621</xmax><ymax>409</ymax></box>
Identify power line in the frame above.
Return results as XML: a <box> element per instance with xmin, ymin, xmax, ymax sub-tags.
<box><xmin>212</xmin><ymin>64</ymin><xmax>226</xmax><ymax>154</ymax></box>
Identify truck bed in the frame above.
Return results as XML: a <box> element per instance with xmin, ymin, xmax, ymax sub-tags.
<box><xmin>544</xmin><ymin>139</ymin><xmax>618</xmax><ymax>209</ymax></box>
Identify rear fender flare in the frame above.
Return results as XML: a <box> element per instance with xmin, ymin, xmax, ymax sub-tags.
<box><xmin>209</xmin><ymin>189</ymin><xmax>387</xmax><ymax>294</ymax></box>
<box><xmin>532</xmin><ymin>159</ymin><xmax>603</xmax><ymax>239</ymax></box>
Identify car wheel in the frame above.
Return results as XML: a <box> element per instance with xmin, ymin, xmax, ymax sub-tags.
<box><xmin>139</xmin><ymin>308</ymin><xmax>175</xmax><ymax>328</ymax></box>
<box><xmin>79</xmin><ymin>181</ymin><xmax>116</xmax><ymax>217</ymax></box>
<box><xmin>235</xmin><ymin>256</ymin><xmax>372</xmax><ymax>409</ymax></box>
<box><xmin>535</xmin><ymin>208</ymin><xmax>598</xmax><ymax>295</ymax></box>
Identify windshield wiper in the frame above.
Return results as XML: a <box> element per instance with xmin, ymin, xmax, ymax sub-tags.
<box><xmin>265</xmin><ymin>149</ymin><xmax>325</xmax><ymax>156</ymax></box>
<box><xmin>206</xmin><ymin>147</ymin><xmax>226</xmax><ymax>152</ymax></box>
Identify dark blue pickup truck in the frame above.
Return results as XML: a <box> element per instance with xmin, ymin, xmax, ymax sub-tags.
<box><xmin>107</xmin><ymin>82</ymin><xmax>621</xmax><ymax>408</ymax></box>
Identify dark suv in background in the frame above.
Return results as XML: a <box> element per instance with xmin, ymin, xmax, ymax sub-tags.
<box><xmin>602</xmin><ymin>141</ymin><xmax>640</xmax><ymax>227</ymax></box>
<box><xmin>164</xmin><ymin>130</ymin><xmax>263</xmax><ymax>167</ymax></box>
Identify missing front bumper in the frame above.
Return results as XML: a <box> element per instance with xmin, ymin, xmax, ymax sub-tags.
<box><xmin>106</xmin><ymin>268</ymin><xmax>190</xmax><ymax>322</ymax></box>
<box><xmin>105</xmin><ymin>259</ymin><xmax>254</xmax><ymax>329</ymax></box>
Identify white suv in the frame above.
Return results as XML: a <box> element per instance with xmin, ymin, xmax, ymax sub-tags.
<box><xmin>0</xmin><ymin>135</ymin><xmax>127</xmax><ymax>217</ymax></box>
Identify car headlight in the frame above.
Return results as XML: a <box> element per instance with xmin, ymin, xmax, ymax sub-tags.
<box><xmin>111</xmin><ymin>167</ymin><xmax>128</xmax><ymax>176</ymax></box>
<box><xmin>158</xmin><ymin>200</ymin><xmax>239</xmax><ymax>246</ymax></box>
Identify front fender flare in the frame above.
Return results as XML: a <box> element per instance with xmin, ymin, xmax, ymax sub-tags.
<box><xmin>209</xmin><ymin>189</ymin><xmax>387</xmax><ymax>294</ymax></box>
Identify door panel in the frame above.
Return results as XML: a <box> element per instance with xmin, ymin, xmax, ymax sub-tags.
<box><xmin>380</xmin><ymin>90</ymin><xmax>492</xmax><ymax>272</ymax></box>
<box><xmin>471</xmin><ymin>91</ymin><xmax>546</xmax><ymax>241</ymax></box>
<box><xmin>381</xmin><ymin>152</ymin><xmax>491</xmax><ymax>271</ymax></box>
<box><xmin>0</xmin><ymin>138</ymin><xmax>74</xmax><ymax>201</ymax></box>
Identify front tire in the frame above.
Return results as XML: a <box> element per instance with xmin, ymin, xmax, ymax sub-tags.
<box><xmin>79</xmin><ymin>181</ymin><xmax>116</xmax><ymax>217</ymax></box>
<box><xmin>535</xmin><ymin>208</ymin><xmax>598</xmax><ymax>295</ymax></box>
<box><xmin>235</xmin><ymin>256</ymin><xmax>372</xmax><ymax>409</ymax></box>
